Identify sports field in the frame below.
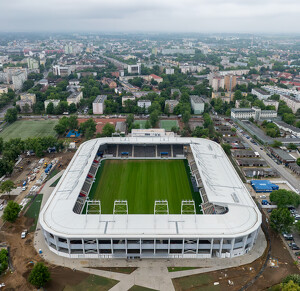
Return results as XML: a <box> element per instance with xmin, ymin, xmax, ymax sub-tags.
<box><xmin>0</xmin><ymin>119</ymin><xmax>58</xmax><ymax>141</ymax></box>
<box><xmin>89</xmin><ymin>159</ymin><xmax>200</xmax><ymax>214</ymax></box>
<box><xmin>134</xmin><ymin>120</ymin><xmax>147</xmax><ymax>129</ymax></box>
<box><xmin>159</xmin><ymin>120</ymin><xmax>178</xmax><ymax>131</ymax></box>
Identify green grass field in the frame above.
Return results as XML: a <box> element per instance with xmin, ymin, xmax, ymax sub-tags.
<box><xmin>88</xmin><ymin>159</ymin><xmax>200</xmax><ymax>214</ymax></box>
<box><xmin>0</xmin><ymin>119</ymin><xmax>58</xmax><ymax>141</ymax></box>
<box><xmin>24</xmin><ymin>194</ymin><xmax>43</xmax><ymax>232</ymax></box>
<box><xmin>134</xmin><ymin>120</ymin><xmax>147</xmax><ymax>129</ymax></box>
<box><xmin>159</xmin><ymin>120</ymin><xmax>178</xmax><ymax>131</ymax></box>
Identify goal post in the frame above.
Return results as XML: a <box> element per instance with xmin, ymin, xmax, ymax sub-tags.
<box><xmin>154</xmin><ymin>200</ymin><xmax>169</xmax><ymax>215</ymax></box>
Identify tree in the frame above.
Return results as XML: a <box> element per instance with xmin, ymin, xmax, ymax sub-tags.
<box><xmin>54</xmin><ymin>117</ymin><xmax>69</xmax><ymax>135</ymax></box>
<box><xmin>164</xmin><ymin>104</ymin><xmax>170</xmax><ymax>117</ymax></box>
<box><xmin>46</xmin><ymin>102</ymin><xmax>54</xmax><ymax>114</ymax></box>
<box><xmin>4</xmin><ymin>108</ymin><xmax>18</xmax><ymax>123</ymax></box>
<box><xmin>297</xmin><ymin>158</ymin><xmax>300</xmax><ymax>167</ymax></box>
<box><xmin>23</xmin><ymin>103</ymin><xmax>31</xmax><ymax>113</ymax></box>
<box><xmin>0</xmin><ymin>249</ymin><xmax>8</xmax><ymax>275</ymax></box>
<box><xmin>80</xmin><ymin>118</ymin><xmax>96</xmax><ymax>138</ymax></box>
<box><xmin>234</xmin><ymin>90</ymin><xmax>243</xmax><ymax>101</ymax></box>
<box><xmin>270</xmin><ymin>208</ymin><xmax>294</xmax><ymax>233</ymax></box>
<box><xmin>288</xmin><ymin>143</ymin><xmax>297</xmax><ymax>151</ymax></box>
<box><xmin>68</xmin><ymin>103</ymin><xmax>77</xmax><ymax>114</ymax></box>
<box><xmin>282</xmin><ymin>274</ymin><xmax>300</xmax><ymax>286</ymax></box>
<box><xmin>68</xmin><ymin>115</ymin><xmax>78</xmax><ymax>130</ymax></box>
<box><xmin>28</xmin><ymin>262</ymin><xmax>51</xmax><ymax>288</ymax></box>
<box><xmin>182</xmin><ymin>110</ymin><xmax>191</xmax><ymax>127</ymax></box>
<box><xmin>283</xmin><ymin>113</ymin><xmax>296</xmax><ymax>125</ymax></box>
<box><xmin>270</xmin><ymin>189</ymin><xmax>300</xmax><ymax>208</ymax></box>
<box><xmin>149</xmin><ymin>110</ymin><xmax>159</xmax><ymax>127</ymax></box>
<box><xmin>101</xmin><ymin>123</ymin><xmax>115</xmax><ymax>137</ymax></box>
<box><xmin>280</xmin><ymin>280</ymin><xmax>300</xmax><ymax>291</ymax></box>
<box><xmin>0</xmin><ymin>180</ymin><xmax>16</xmax><ymax>198</ymax></box>
<box><xmin>221</xmin><ymin>143</ymin><xmax>232</xmax><ymax>155</ymax></box>
<box><xmin>145</xmin><ymin>120</ymin><xmax>151</xmax><ymax>129</ymax></box>
<box><xmin>2</xmin><ymin>201</ymin><xmax>22</xmax><ymax>223</ymax></box>
<box><xmin>272</xmin><ymin>140</ymin><xmax>283</xmax><ymax>148</ymax></box>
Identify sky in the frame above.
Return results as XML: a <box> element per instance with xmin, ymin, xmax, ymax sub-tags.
<box><xmin>1</xmin><ymin>0</ymin><xmax>300</xmax><ymax>33</ymax></box>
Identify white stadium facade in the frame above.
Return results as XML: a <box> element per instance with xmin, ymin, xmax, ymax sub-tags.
<box><xmin>39</xmin><ymin>137</ymin><xmax>262</xmax><ymax>259</ymax></box>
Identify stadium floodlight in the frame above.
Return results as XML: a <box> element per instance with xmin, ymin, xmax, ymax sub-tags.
<box><xmin>113</xmin><ymin>200</ymin><xmax>128</xmax><ymax>215</ymax></box>
<box><xmin>154</xmin><ymin>200</ymin><xmax>169</xmax><ymax>215</ymax></box>
<box><xmin>181</xmin><ymin>200</ymin><xmax>196</xmax><ymax>215</ymax></box>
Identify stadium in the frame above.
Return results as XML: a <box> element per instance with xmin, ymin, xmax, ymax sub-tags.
<box><xmin>39</xmin><ymin>137</ymin><xmax>262</xmax><ymax>259</ymax></box>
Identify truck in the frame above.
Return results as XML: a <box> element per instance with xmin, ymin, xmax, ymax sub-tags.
<box><xmin>45</xmin><ymin>163</ymin><xmax>53</xmax><ymax>174</ymax></box>
<box><xmin>262</xmin><ymin>200</ymin><xmax>269</xmax><ymax>205</ymax></box>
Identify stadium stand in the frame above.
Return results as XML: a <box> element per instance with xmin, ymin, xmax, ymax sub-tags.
<box><xmin>173</xmin><ymin>144</ymin><xmax>184</xmax><ymax>157</ymax></box>
<box><xmin>134</xmin><ymin>145</ymin><xmax>156</xmax><ymax>157</ymax></box>
<box><xmin>105</xmin><ymin>144</ymin><xmax>117</xmax><ymax>157</ymax></box>
<box><xmin>157</xmin><ymin>145</ymin><xmax>171</xmax><ymax>157</ymax></box>
<box><xmin>118</xmin><ymin>145</ymin><xmax>132</xmax><ymax>157</ymax></box>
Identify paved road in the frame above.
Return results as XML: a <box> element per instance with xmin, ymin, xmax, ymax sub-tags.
<box><xmin>235</xmin><ymin>130</ymin><xmax>300</xmax><ymax>191</ymax></box>
<box><xmin>0</xmin><ymin>104</ymin><xmax>14</xmax><ymax>118</ymax></box>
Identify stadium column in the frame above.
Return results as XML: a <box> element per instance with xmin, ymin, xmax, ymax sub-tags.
<box><xmin>168</xmin><ymin>239</ymin><xmax>170</xmax><ymax>255</ymax></box>
<box><xmin>96</xmin><ymin>239</ymin><xmax>99</xmax><ymax>255</ymax></box>
<box><xmin>140</xmin><ymin>238</ymin><xmax>142</xmax><ymax>255</ymax></box>
<box><xmin>132</xmin><ymin>145</ymin><xmax>134</xmax><ymax>157</ymax></box>
<box><xmin>67</xmin><ymin>238</ymin><xmax>71</xmax><ymax>255</ymax></box>
<box><xmin>155</xmin><ymin>145</ymin><xmax>157</xmax><ymax>157</ymax></box>
<box><xmin>82</xmin><ymin>239</ymin><xmax>85</xmax><ymax>255</ymax></box>
<box><xmin>111</xmin><ymin>239</ymin><xmax>114</xmax><ymax>255</ymax></box>
<box><xmin>219</xmin><ymin>238</ymin><xmax>223</xmax><ymax>258</ymax></box>
<box><xmin>196</xmin><ymin>239</ymin><xmax>199</xmax><ymax>255</ymax></box>
<box><xmin>242</xmin><ymin>235</ymin><xmax>247</xmax><ymax>253</ymax></box>
<box><xmin>154</xmin><ymin>239</ymin><xmax>156</xmax><ymax>255</ymax></box>
<box><xmin>182</xmin><ymin>239</ymin><xmax>184</xmax><ymax>255</ymax></box>
<box><xmin>171</xmin><ymin>145</ymin><xmax>173</xmax><ymax>157</ymax></box>
<box><xmin>210</xmin><ymin>239</ymin><xmax>213</xmax><ymax>257</ymax></box>
<box><xmin>230</xmin><ymin>238</ymin><xmax>235</xmax><ymax>257</ymax></box>
<box><xmin>125</xmin><ymin>239</ymin><xmax>128</xmax><ymax>256</ymax></box>
<box><xmin>116</xmin><ymin>144</ymin><xmax>119</xmax><ymax>157</ymax></box>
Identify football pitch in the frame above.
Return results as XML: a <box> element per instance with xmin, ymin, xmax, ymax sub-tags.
<box><xmin>0</xmin><ymin>119</ymin><xmax>58</xmax><ymax>141</ymax></box>
<box><xmin>89</xmin><ymin>159</ymin><xmax>201</xmax><ymax>214</ymax></box>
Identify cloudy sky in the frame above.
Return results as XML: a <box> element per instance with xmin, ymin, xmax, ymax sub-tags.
<box><xmin>1</xmin><ymin>0</ymin><xmax>300</xmax><ymax>33</ymax></box>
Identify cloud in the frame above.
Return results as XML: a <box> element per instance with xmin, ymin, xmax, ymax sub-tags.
<box><xmin>1</xmin><ymin>0</ymin><xmax>300</xmax><ymax>33</ymax></box>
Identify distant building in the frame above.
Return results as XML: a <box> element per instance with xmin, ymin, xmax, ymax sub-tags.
<box><xmin>231</xmin><ymin>107</ymin><xmax>277</xmax><ymax>121</ymax></box>
<box><xmin>165</xmin><ymin>68</ymin><xmax>174</xmax><ymax>75</ymax></box>
<box><xmin>44</xmin><ymin>99</ymin><xmax>60</xmax><ymax>109</ymax></box>
<box><xmin>161</xmin><ymin>49</ymin><xmax>195</xmax><ymax>55</ymax></box>
<box><xmin>210</xmin><ymin>76</ymin><xmax>224</xmax><ymax>92</ymax></box>
<box><xmin>53</xmin><ymin>65</ymin><xmax>72</xmax><ymax>77</ymax></box>
<box><xmin>20</xmin><ymin>93</ymin><xmax>36</xmax><ymax>104</ymax></box>
<box><xmin>165</xmin><ymin>100</ymin><xmax>179</xmax><ymax>113</ymax></box>
<box><xmin>16</xmin><ymin>99</ymin><xmax>33</xmax><ymax>113</ymax></box>
<box><xmin>27</xmin><ymin>58</ymin><xmax>39</xmax><ymax>70</ymax></box>
<box><xmin>92</xmin><ymin>95</ymin><xmax>107</xmax><ymax>115</ymax></box>
<box><xmin>251</xmin><ymin>88</ymin><xmax>271</xmax><ymax>100</ymax></box>
<box><xmin>224</xmin><ymin>75</ymin><xmax>237</xmax><ymax>92</ymax></box>
<box><xmin>190</xmin><ymin>95</ymin><xmax>205</xmax><ymax>114</ymax></box>
<box><xmin>101</xmin><ymin>77</ymin><xmax>117</xmax><ymax>89</ymax></box>
<box><xmin>67</xmin><ymin>91</ymin><xmax>83</xmax><ymax>105</ymax></box>
<box><xmin>128</xmin><ymin>64</ymin><xmax>141</xmax><ymax>75</ymax></box>
<box><xmin>263</xmin><ymin>100</ymin><xmax>279</xmax><ymax>111</ymax></box>
<box><xmin>0</xmin><ymin>86</ymin><xmax>8</xmax><ymax>94</ymax></box>
<box><xmin>148</xmin><ymin>74</ymin><xmax>163</xmax><ymax>84</ymax></box>
<box><xmin>279</xmin><ymin>94</ymin><xmax>300</xmax><ymax>114</ymax></box>
<box><xmin>122</xmin><ymin>96</ymin><xmax>136</xmax><ymax>106</ymax></box>
<box><xmin>131</xmin><ymin>128</ymin><xmax>167</xmax><ymax>137</ymax></box>
<box><xmin>137</xmin><ymin>100</ymin><xmax>151</xmax><ymax>110</ymax></box>
<box><xmin>39</xmin><ymin>79</ymin><xmax>49</xmax><ymax>87</ymax></box>
<box><xmin>69</xmin><ymin>79</ymin><xmax>80</xmax><ymax>86</ymax></box>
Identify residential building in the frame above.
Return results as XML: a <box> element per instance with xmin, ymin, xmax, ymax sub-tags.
<box><xmin>27</xmin><ymin>58</ymin><xmax>39</xmax><ymax>70</ymax></box>
<box><xmin>279</xmin><ymin>94</ymin><xmax>300</xmax><ymax>114</ymax></box>
<box><xmin>224</xmin><ymin>75</ymin><xmax>237</xmax><ymax>92</ymax></box>
<box><xmin>263</xmin><ymin>100</ymin><xmax>279</xmax><ymax>111</ymax></box>
<box><xmin>131</xmin><ymin>128</ymin><xmax>167</xmax><ymax>137</ymax></box>
<box><xmin>122</xmin><ymin>96</ymin><xmax>136</xmax><ymax>106</ymax></box>
<box><xmin>20</xmin><ymin>93</ymin><xmax>36</xmax><ymax>104</ymax></box>
<box><xmin>161</xmin><ymin>49</ymin><xmax>195</xmax><ymax>55</ymax></box>
<box><xmin>0</xmin><ymin>86</ymin><xmax>8</xmax><ymax>94</ymax></box>
<box><xmin>16</xmin><ymin>99</ymin><xmax>33</xmax><ymax>113</ymax></box>
<box><xmin>273</xmin><ymin>121</ymin><xmax>300</xmax><ymax>138</ymax></box>
<box><xmin>39</xmin><ymin>79</ymin><xmax>49</xmax><ymax>87</ymax></box>
<box><xmin>263</xmin><ymin>85</ymin><xmax>300</xmax><ymax>99</ymax></box>
<box><xmin>101</xmin><ymin>77</ymin><xmax>117</xmax><ymax>89</ymax></box>
<box><xmin>210</xmin><ymin>76</ymin><xmax>224</xmax><ymax>92</ymax></box>
<box><xmin>53</xmin><ymin>65</ymin><xmax>72</xmax><ymax>77</ymax></box>
<box><xmin>137</xmin><ymin>100</ymin><xmax>151</xmax><ymax>110</ymax></box>
<box><xmin>93</xmin><ymin>95</ymin><xmax>107</xmax><ymax>115</ymax></box>
<box><xmin>190</xmin><ymin>95</ymin><xmax>205</xmax><ymax>114</ymax></box>
<box><xmin>231</xmin><ymin>107</ymin><xmax>277</xmax><ymax>121</ymax></box>
<box><xmin>148</xmin><ymin>74</ymin><xmax>163</xmax><ymax>84</ymax></box>
<box><xmin>211</xmin><ymin>91</ymin><xmax>233</xmax><ymax>102</ymax></box>
<box><xmin>128</xmin><ymin>63</ymin><xmax>141</xmax><ymax>75</ymax></box>
<box><xmin>67</xmin><ymin>91</ymin><xmax>83</xmax><ymax>105</ymax></box>
<box><xmin>69</xmin><ymin>79</ymin><xmax>80</xmax><ymax>86</ymax></box>
<box><xmin>165</xmin><ymin>68</ymin><xmax>174</xmax><ymax>75</ymax></box>
<box><xmin>269</xmin><ymin>148</ymin><xmax>296</xmax><ymax>164</ymax></box>
<box><xmin>44</xmin><ymin>99</ymin><xmax>60</xmax><ymax>109</ymax></box>
<box><xmin>251</xmin><ymin>88</ymin><xmax>271</xmax><ymax>100</ymax></box>
<box><xmin>165</xmin><ymin>100</ymin><xmax>179</xmax><ymax>113</ymax></box>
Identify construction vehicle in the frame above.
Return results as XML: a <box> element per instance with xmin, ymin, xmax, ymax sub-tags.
<box><xmin>43</xmin><ymin>162</ymin><xmax>48</xmax><ymax>168</ymax></box>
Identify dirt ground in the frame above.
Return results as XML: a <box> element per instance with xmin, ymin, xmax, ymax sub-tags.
<box><xmin>78</xmin><ymin>117</ymin><xmax>126</xmax><ymax>133</ymax></box>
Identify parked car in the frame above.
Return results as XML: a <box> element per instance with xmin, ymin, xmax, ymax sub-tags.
<box><xmin>21</xmin><ymin>229</ymin><xmax>28</xmax><ymax>239</ymax></box>
<box><xmin>295</xmin><ymin>251</ymin><xmax>300</xmax><ymax>256</ymax></box>
<box><xmin>259</xmin><ymin>195</ymin><xmax>266</xmax><ymax>199</ymax></box>
<box><xmin>289</xmin><ymin>243</ymin><xmax>300</xmax><ymax>250</ymax></box>
<box><xmin>282</xmin><ymin>233</ymin><xmax>293</xmax><ymax>240</ymax></box>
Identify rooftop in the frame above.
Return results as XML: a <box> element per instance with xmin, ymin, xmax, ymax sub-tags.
<box><xmin>93</xmin><ymin>95</ymin><xmax>107</xmax><ymax>104</ymax></box>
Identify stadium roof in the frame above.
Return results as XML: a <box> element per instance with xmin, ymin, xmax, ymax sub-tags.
<box><xmin>40</xmin><ymin>137</ymin><xmax>261</xmax><ymax>239</ymax></box>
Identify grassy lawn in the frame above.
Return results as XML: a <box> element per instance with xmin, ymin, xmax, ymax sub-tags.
<box><xmin>47</xmin><ymin>168</ymin><xmax>60</xmax><ymax>181</ymax></box>
<box><xmin>24</xmin><ymin>194</ymin><xmax>43</xmax><ymax>232</ymax></box>
<box><xmin>63</xmin><ymin>274</ymin><xmax>118</xmax><ymax>291</ymax></box>
<box><xmin>160</xmin><ymin>120</ymin><xmax>178</xmax><ymax>131</ymax></box>
<box><xmin>89</xmin><ymin>159</ymin><xmax>198</xmax><ymax>214</ymax></box>
<box><xmin>88</xmin><ymin>267</ymin><xmax>137</xmax><ymax>274</ymax></box>
<box><xmin>172</xmin><ymin>273</ymin><xmax>220</xmax><ymax>291</ymax></box>
<box><xmin>0</xmin><ymin>119</ymin><xmax>58</xmax><ymax>141</ymax></box>
<box><xmin>134</xmin><ymin>120</ymin><xmax>147</xmax><ymax>129</ymax></box>
<box><xmin>128</xmin><ymin>286</ymin><xmax>158</xmax><ymax>291</ymax></box>
<box><xmin>50</xmin><ymin>176</ymin><xmax>61</xmax><ymax>187</ymax></box>
<box><xmin>168</xmin><ymin>267</ymin><xmax>200</xmax><ymax>272</ymax></box>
